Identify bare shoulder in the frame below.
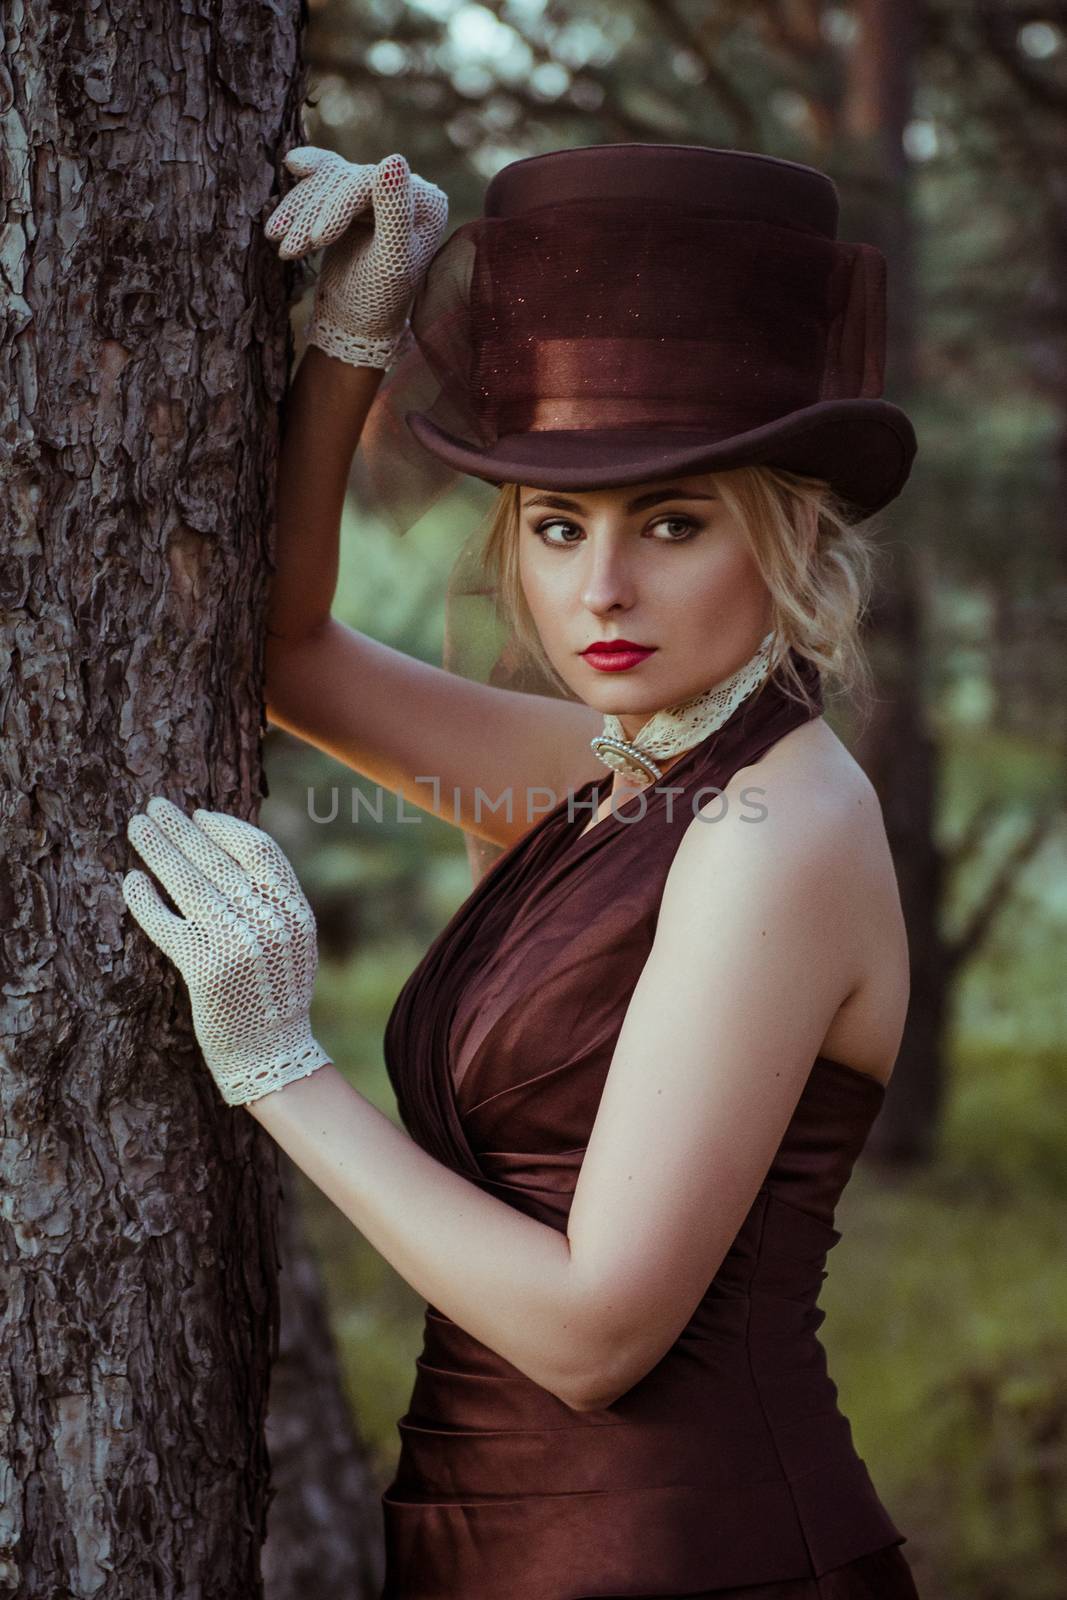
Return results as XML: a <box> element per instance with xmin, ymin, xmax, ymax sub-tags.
<box><xmin>734</xmin><ymin>714</ymin><xmax>883</xmax><ymax>842</ymax></box>
<box><xmin>681</xmin><ymin>714</ymin><xmax>879</xmax><ymax>859</ymax></box>
<box><xmin>671</xmin><ymin>714</ymin><xmax>909</xmax><ymax>1087</ymax></box>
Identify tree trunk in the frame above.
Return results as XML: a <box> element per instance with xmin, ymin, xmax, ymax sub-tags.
<box><xmin>261</xmin><ymin>1162</ymin><xmax>385</xmax><ymax>1599</ymax></box>
<box><xmin>1</xmin><ymin>4</ymin><xmax>379</xmax><ymax>1593</ymax></box>
<box><xmin>839</xmin><ymin>0</ymin><xmax>944</xmax><ymax>1163</ymax></box>
<box><xmin>849</xmin><ymin>550</ymin><xmax>950</xmax><ymax>1164</ymax></box>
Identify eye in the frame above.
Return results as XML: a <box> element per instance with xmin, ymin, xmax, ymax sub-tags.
<box><xmin>530</xmin><ymin>514</ymin><xmax>702</xmax><ymax>548</ymax></box>
<box><xmin>650</xmin><ymin>515</ymin><xmax>700</xmax><ymax>540</ymax></box>
<box><xmin>531</xmin><ymin>518</ymin><xmax>583</xmax><ymax>547</ymax></box>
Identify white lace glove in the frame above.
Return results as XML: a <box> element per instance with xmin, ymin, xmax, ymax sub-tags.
<box><xmin>122</xmin><ymin>796</ymin><xmax>332</xmax><ymax>1108</ymax></box>
<box><xmin>264</xmin><ymin>147</ymin><xmax>449</xmax><ymax>370</ymax></box>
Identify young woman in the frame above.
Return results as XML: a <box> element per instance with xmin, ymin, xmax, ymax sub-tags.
<box><xmin>123</xmin><ymin>143</ymin><xmax>922</xmax><ymax>1598</ymax></box>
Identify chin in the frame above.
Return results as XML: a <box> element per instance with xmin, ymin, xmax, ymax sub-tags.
<box><xmin>583</xmin><ymin>684</ymin><xmax>669</xmax><ymax>717</ymax></box>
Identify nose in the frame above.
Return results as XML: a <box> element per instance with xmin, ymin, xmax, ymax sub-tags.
<box><xmin>579</xmin><ymin>533</ymin><xmax>636</xmax><ymax>615</ymax></box>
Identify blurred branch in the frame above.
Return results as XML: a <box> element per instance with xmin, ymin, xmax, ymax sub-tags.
<box><xmin>757</xmin><ymin>0</ymin><xmax>826</xmax><ymax>64</ymax></box>
<box><xmin>933</xmin><ymin>0</ymin><xmax>1067</xmax><ymax>16</ymax></box>
<box><xmin>933</xmin><ymin>5</ymin><xmax>1067</xmax><ymax>230</ymax></box>
<box><xmin>946</xmin><ymin>806</ymin><xmax>1060</xmax><ymax>974</ymax></box>
<box><xmin>304</xmin><ymin>44</ymin><xmax>668</xmax><ymax>143</ymax></box>
<box><xmin>946</xmin><ymin>796</ymin><xmax>1001</xmax><ymax>878</ymax></box>
<box><xmin>975</xmin><ymin>3</ymin><xmax>1067</xmax><ymax>114</ymax></box>
<box><xmin>641</xmin><ymin>0</ymin><xmax>761</xmax><ymax>144</ymax></box>
<box><xmin>747</xmin><ymin>0</ymin><xmax>843</xmax><ymax>159</ymax></box>
<box><xmin>922</xmin><ymin>288</ymin><xmax>1067</xmax><ymax>332</ymax></box>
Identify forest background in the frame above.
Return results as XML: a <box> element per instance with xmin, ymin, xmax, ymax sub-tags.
<box><xmin>266</xmin><ymin>5</ymin><xmax>1067</xmax><ymax>1597</ymax></box>
<box><xmin>4</xmin><ymin>1</ymin><xmax>1065</xmax><ymax>1597</ymax></box>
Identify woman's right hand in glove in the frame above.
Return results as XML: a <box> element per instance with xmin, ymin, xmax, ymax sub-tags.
<box><xmin>264</xmin><ymin>147</ymin><xmax>449</xmax><ymax>370</ymax></box>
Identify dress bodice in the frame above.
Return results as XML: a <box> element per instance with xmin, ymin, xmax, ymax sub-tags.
<box><xmin>380</xmin><ymin>652</ymin><xmax>907</xmax><ymax>1599</ymax></box>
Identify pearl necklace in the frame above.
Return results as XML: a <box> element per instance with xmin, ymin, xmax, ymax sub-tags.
<box><xmin>589</xmin><ymin>630</ymin><xmax>778</xmax><ymax>786</ymax></box>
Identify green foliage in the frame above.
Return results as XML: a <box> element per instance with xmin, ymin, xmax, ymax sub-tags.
<box><xmin>268</xmin><ymin>7</ymin><xmax>1067</xmax><ymax>1586</ymax></box>
<box><xmin>827</xmin><ymin>1038</ymin><xmax>1067</xmax><ymax>1599</ymax></box>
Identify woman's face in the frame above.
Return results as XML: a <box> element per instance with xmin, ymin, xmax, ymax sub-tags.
<box><xmin>517</xmin><ymin>472</ymin><xmax>773</xmax><ymax>740</ymax></box>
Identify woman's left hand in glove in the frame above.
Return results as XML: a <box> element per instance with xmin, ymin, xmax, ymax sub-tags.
<box><xmin>122</xmin><ymin>796</ymin><xmax>332</xmax><ymax>1108</ymax></box>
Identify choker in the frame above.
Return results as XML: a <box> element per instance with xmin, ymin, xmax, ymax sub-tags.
<box><xmin>589</xmin><ymin>630</ymin><xmax>778</xmax><ymax>786</ymax></box>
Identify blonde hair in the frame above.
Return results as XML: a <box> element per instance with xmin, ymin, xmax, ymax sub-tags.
<box><xmin>477</xmin><ymin>465</ymin><xmax>884</xmax><ymax>722</ymax></box>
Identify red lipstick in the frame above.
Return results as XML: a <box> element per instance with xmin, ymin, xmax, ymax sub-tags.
<box><xmin>580</xmin><ymin>640</ymin><xmax>657</xmax><ymax>673</ymax></box>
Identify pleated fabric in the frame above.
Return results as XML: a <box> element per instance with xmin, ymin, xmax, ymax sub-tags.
<box><xmin>381</xmin><ymin>653</ymin><xmax>918</xmax><ymax>1598</ymax></box>
<box><xmin>587</xmin><ymin>1539</ymin><xmax>920</xmax><ymax>1598</ymax></box>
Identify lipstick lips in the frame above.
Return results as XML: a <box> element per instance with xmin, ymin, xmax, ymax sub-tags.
<box><xmin>581</xmin><ymin>640</ymin><xmax>657</xmax><ymax>672</ymax></box>
<box><xmin>582</xmin><ymin>639</ymin><xmax>649</xmax><ymax>653</ymax></box>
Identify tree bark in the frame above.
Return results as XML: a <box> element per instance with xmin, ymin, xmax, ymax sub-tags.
<box><xmin>261</xmin><ymin>1162</ymin><xmax>385</xmax><ymax>1599</ymax></box>
<box><xmin>1</xmin><ymin>3</ymin><xmax>379</xmax><ymax>1593</ymax></box>
<box><xmin>839</xmin><ymin>0</ymin><xmax>943</xmax><ymax>1164</ymax></box>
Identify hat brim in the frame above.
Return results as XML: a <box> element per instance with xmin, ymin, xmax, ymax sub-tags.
<box><xmin>405</xmin><ymin>399</ymin><xmax>916</xmax><ymax>518</ymax></box>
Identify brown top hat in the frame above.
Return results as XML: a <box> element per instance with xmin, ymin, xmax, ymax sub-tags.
<box><xmin>360</xmin><ymin>141</ymin><xmax>917</xmax><ymax>531</ymax></box>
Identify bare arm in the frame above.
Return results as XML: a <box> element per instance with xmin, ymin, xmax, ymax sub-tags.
<box><xmin>262</xmin><ymin>344</ymin><xmax>603</xmax><ymax>845</ymax></box>
<box><xmin>260</xmin><ymin>152</ymin><xmax>603</xmax><ymax>840</ymax></box>
<box><xmin>246</xmin><ymin>1066</ymin><xmax>593</xmax><ymax>1409</ymax></box>
<box><xmin>265</xmin><ymin>344</ymin><xmax>382</xmax><ymax>647</ymax></box>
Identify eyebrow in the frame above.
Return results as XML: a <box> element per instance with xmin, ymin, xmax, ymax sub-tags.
<box><xmin>521</xmin><ymin>487</ymin><xmax>718</xmax><ymax>513</ymax></box>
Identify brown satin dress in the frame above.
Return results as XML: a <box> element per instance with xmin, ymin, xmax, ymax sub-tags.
<box><xmin>380</xmin><ymin>653</ymin><xmax>919</xmax><ymax>1600</ymax></box>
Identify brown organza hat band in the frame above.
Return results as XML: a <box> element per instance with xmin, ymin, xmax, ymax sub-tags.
<box><xmin>469</xmin><ymin>203</ymin><xmax>883</xmax><ymax>419</ymax></box>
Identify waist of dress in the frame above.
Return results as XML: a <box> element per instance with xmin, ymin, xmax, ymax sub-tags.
<box><xmin>390</xmin><ymin>1182</ymin><xmax>857</xmax><ymax>1505</ymax></box>
<box><xmin>397</xmin><ymin>1287</ymin><xmax>848</xmax><ymax>1495</ymax></box>
<box><xmin>384</xmin><ymin>1290</ymin><xmax>904</xmax><ymax>1598</ymax></box>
